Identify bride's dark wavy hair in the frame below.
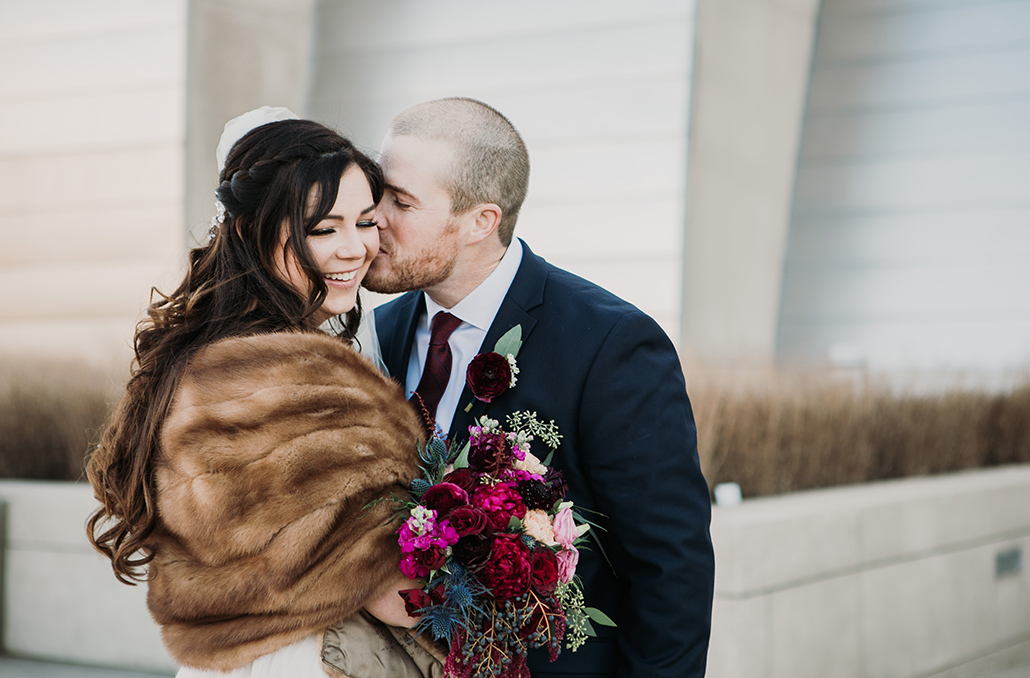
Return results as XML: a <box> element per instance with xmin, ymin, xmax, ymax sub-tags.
<box><xmin>86</xmin><ymin>119</ymin><xmax>384</xmax><ymax>583</ymax></box>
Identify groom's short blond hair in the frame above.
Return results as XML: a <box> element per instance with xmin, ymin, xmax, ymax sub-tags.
<box><xmin>389</xmin><ymin>97</ymin><xmax>529</xmax><ymax>247</ymax></box>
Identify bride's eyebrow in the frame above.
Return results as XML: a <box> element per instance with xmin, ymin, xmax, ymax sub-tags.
<box><xmin>324</xmin><ymin>204</ymin><xmax>376</xmax><ymax>220</ymax></box>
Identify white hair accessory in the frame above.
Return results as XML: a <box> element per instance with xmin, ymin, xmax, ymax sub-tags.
<box><xmin>209</xmin><ymin>106</ymin><xmax>300</xmax><ymax>240</ymax></box>
<box><xmin>215</xmin><ymin>105</ymin><xmax>299</xmax><ymax>173</ymax></box>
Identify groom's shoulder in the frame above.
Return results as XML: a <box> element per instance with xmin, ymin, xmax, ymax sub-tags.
<box><xmin>530</xmin><ymin>252</ymin><xmax>645</xmax><ymax>324</ymax></box>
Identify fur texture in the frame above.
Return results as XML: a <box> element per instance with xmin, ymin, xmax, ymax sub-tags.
<box><xmin>146</xmin><ymin>331</ymin><xmax>423</xmax><ymax>671</ymax></box>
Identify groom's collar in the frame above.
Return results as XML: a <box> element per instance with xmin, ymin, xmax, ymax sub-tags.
<box><xmin>421</xmin><ymin>238</ymin><xmax>523</xmax><ymax>330</ymax></box>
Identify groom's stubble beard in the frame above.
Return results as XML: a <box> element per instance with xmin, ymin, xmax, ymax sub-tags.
<box><xmin>362</xmin><ymin>217</ymin><xmax>462</xmax><ymax>294</ymax></box>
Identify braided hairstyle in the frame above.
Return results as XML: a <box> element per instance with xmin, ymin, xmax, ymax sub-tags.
<box><xmin>86</xmin><ymin>119</ymin><xmax>384</xmax><ymax>583</ymax></box>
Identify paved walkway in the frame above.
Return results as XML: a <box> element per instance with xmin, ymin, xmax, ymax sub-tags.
<box><xmin>1</xmin><ymin>655</ymin><xmax>1028</xmax><ymax>678</ymax></box>
<box><xmin>0</xmin><ymin>657</ymin><xmax>173</xmax><ymax>678</ymax></box>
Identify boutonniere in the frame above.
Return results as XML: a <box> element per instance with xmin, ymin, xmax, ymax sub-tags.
<box><xmin>463</xmin><ymin>324</ymin><xmax>522</xmax><ymax>411</ymax></box>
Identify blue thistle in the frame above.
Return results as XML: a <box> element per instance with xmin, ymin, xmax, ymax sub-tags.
<box><xmin>415</xmin><ymin>604</ymin><xmax>463</xmax><ymax>643</ymax></box>
<box><xmin>410</xmin><ymin>478</ymin><xmax>431</xmax><ymax>497</ymax></box>
<box><xmin>447</xmin><ymin>581</ymin><xmax>475</xmax><ymax>609</ymax></box>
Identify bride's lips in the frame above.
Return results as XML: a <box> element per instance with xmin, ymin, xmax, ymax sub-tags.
<box><xmin>324</xmin><ymin>270</ymin><xmax>360</xmax><ymax>288</ymax></box>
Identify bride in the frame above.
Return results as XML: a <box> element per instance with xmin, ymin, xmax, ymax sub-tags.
<box><xmin>86</xmin><ymin>111</ymin><xmax>442</xmax><ymax>677</ymax></box>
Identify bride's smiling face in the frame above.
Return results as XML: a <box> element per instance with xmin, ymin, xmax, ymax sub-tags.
<box><xmin>275</xmin><ymin>164</ymin><xmax>380</xmax><ymax>325</ymax></box>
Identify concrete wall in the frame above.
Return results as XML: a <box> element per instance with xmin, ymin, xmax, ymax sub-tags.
<box><xmin>307</xmin><ymin>0</ymin><xmax>696</xmax><ymax>339</ymax></box>
<box><xmin>4</xmin><ymin>468</ymin><xmax>1028</xmax><ymax>676</ymax></box>
<box><xmin>184</xmin><ymin>0</ymin><xmax>317</xmax><ymax>244</ymax></box>
<box><xmin>0</xmin><ymin>1</ymin><xmax>188</xmax><ymax>367</ymax></box>
<box><xmin>680</xmin><ymin>0</ymin><xmax>821</xmax><ymax>362</ymax></box>
<box><xmin>780</xmin><ymin>0</ymin><xmax>1030</xmax><ymax>374</ymax></box>
<box><xmin>708</xmin><ymin>465</ymin><xmax>1030</xmax><ymax>678</ymax></box>
<box><xmin>0</xmin><ymin>481</ymin><xmax>174</xmax><ymax>674</ymax></box>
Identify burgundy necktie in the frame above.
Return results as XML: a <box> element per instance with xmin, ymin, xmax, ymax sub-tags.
<box><xmin>412</xmin><ymin>312</ymin><xmax>463</xmax><ymax>432</ymax></box>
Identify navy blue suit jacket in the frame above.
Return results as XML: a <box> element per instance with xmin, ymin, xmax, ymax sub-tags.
<box><xmin>374</xmin><ymin>241</ymin><xmax>714</xmax><ymax>678</ymax></box>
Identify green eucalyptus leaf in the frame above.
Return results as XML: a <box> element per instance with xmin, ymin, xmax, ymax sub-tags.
<box><xmin>493</xmin><ymin>325</ymin><xmax>523</xmax><ymax>359</ymax></box>
<box><xmin>583</xmin><ymin>607</ymin><xmax>617</xmax><ymax>627</ymax></box>
<box><xmin>453</xmin><ymin>441</ymin><xmax>471</xmax><ymax>470</ymax></box>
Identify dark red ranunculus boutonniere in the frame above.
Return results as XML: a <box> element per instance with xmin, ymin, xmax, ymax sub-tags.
<box><xmin>464</xmin><ymin>324</ymin><xmax>522</xmax><ymax>411</ymax></box>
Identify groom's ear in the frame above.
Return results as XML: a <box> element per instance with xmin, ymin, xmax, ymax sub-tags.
<box><xmin>465</xmin><ymin>203</ymin><xmax>503</xmax><ymax>245</ymax></box>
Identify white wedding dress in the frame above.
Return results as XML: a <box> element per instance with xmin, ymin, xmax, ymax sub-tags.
<box><xmin>176</xmin><ymin>634</ymin><xmax>325</xmax><ymax>678</ymax></box>
<box><xmin>174</xmin><ymin>311</ymin><xmax>387</xmax><ymax>678</ymax></box>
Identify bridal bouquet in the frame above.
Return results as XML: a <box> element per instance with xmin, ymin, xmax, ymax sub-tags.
<box><xmin>394</xmin><ymin>412</ymin><xmax>613</xmax><ymax>678</ymax></box>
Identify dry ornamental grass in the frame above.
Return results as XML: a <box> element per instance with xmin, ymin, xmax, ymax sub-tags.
<box><xmin>689</xmin><ymin>365</ymin><xmax>1030</xmax><ymax>499</ymax></box>
<box><xmin>0</xmin><ymin>354</ymin><xmax>1028</xmax><ymax>493</ymax></box>
<box><xmin>0</xmin><ymin>357</ymin><xmax>117</xmax><ymax>481</ymax></box>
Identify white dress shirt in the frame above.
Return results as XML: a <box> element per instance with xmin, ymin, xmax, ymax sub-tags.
<box><xmin>404</xmin><ymin>239</ymin><xmax>524</xmax><ymax>437</ymax></box>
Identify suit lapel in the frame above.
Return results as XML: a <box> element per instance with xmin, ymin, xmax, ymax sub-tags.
<box><xmin>447</xmin><ymin>241</ymin><xmax>548</xmax><ymax>440</ymax></box>
<box><xmin>379</xmin><ymin>291</ymin><xmax>424</xmax><ymax>387</ymax></box>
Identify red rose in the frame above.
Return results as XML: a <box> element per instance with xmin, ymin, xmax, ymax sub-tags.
<box><xmin>421</xmin><ymin>482</ymin><xmax>469</xmax><ymax>519</ymax></box>
<box><xmin>428</xmin><ymin>581</ymin><xmax>447</xmax><ymax>605</ymax></box>
<box><xmin>468</xmin><ymin>432</ymin><xmax>511</xmax><ymax>475</ymax></box>
<box><xmin>478</xmin><ymin>533</ymin><xmax>532</xmax><ymax>599</ymax></box>
<box><xmin>530</xmin><ymin>549</ymin><xmax>560</xmax><ymax>596</ymax></box>
<box><xmin>413</xmin><ymin>547</ymin><xmax>447</xmax><ymax>572</ymax></box>
<box><xmin>466</xmin><ymin>352</ymin><xmax>512</xmax><ymax>403</ymax></box>
<box><xmin>442</xmin><ymin>468</ymin><xmax>478</xmax><ymax>495</ymax></box>
<box><xmin>448</xmin><ymin>505</ymin><xmax>490</xmax><ymax>537</ymax></box>
<box><xmin>472</xmin><ymin>483</ymin><xmax>527</xmax><ymax>531</ymax></box>
<box><xmin>399</xmin><ymin>588</ymin><xmax>431</xmax><ymax>617</ymax></box>
<box><xmin>452</xmin><ymin>533</ymin><xmax>493</xmax><ymax>570</ymax></box>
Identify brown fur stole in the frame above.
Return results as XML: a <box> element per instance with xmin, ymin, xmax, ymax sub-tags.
<box><xmin>146</xmin><ymin>331</ymin><xmax>423</xmax><ymax>671</ymax></box>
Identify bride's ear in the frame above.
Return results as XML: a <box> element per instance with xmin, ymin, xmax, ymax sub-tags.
<box><xmin>465</xmin><ymin>204</ymin><xmax>502</xmax><ymax>245</ymax></box>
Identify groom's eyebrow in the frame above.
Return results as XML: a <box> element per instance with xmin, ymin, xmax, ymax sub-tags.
<box><xmin>386</xmin><ymin>183</ymin><xmax>417</xmax><ymax>202</ymax></box>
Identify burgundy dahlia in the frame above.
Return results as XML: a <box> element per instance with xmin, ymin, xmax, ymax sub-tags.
<box><xmin>543</xmin><ymin>467</ymin><xmax>569</xmax><ymax>503</ymax></box>
<box><xmin>478</xmin><ymin>533</ymin><xmax>532</xmax><ymax>599</ymax></box>
<box><xmin>516</xmin><ymin>479</ymin><xmax>555</xmax><ymax>510</ymax></box>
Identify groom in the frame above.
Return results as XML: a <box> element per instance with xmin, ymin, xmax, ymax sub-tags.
<box><xmin>364</xmin><ymin>97</ymin><xmax>714</xmax><ymax>678</ymax></box>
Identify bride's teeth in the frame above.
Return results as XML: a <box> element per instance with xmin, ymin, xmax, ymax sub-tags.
<box><xmin>325</xmin><ymin>272</ymin><xmax>356</xmax><ymax>282</ymax></box>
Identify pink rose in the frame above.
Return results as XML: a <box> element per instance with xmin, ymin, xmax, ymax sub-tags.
<box><xmin>553</xmin><ymin>506</ymin><xmax>578</xmax><ymax>549</ymax></box>
<box><xmin>556</xmin><ymin>546</ymin><xmax>579</xmax><ymax>584</ymax></box>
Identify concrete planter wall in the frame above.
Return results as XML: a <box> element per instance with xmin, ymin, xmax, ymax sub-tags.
<box><xmin>708</xmin><ymin>465</ymin><xmax>1030</xmax><ymax>678</ymax></box>
<box><xmin>0</xmin><ymin>480</ymin><xmax>174</xmax><ymax>674</ymax></box>
<box><xmin>2</xmin><ymin>467</ymin><xmax>1029</xmax><ymax>676</ymax></box>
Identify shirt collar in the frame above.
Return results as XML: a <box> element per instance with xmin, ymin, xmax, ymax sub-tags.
<box><xmin>422</xmin><ymin>238</ymin><xmax>524</xmax><ymax>330</ymax></box>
